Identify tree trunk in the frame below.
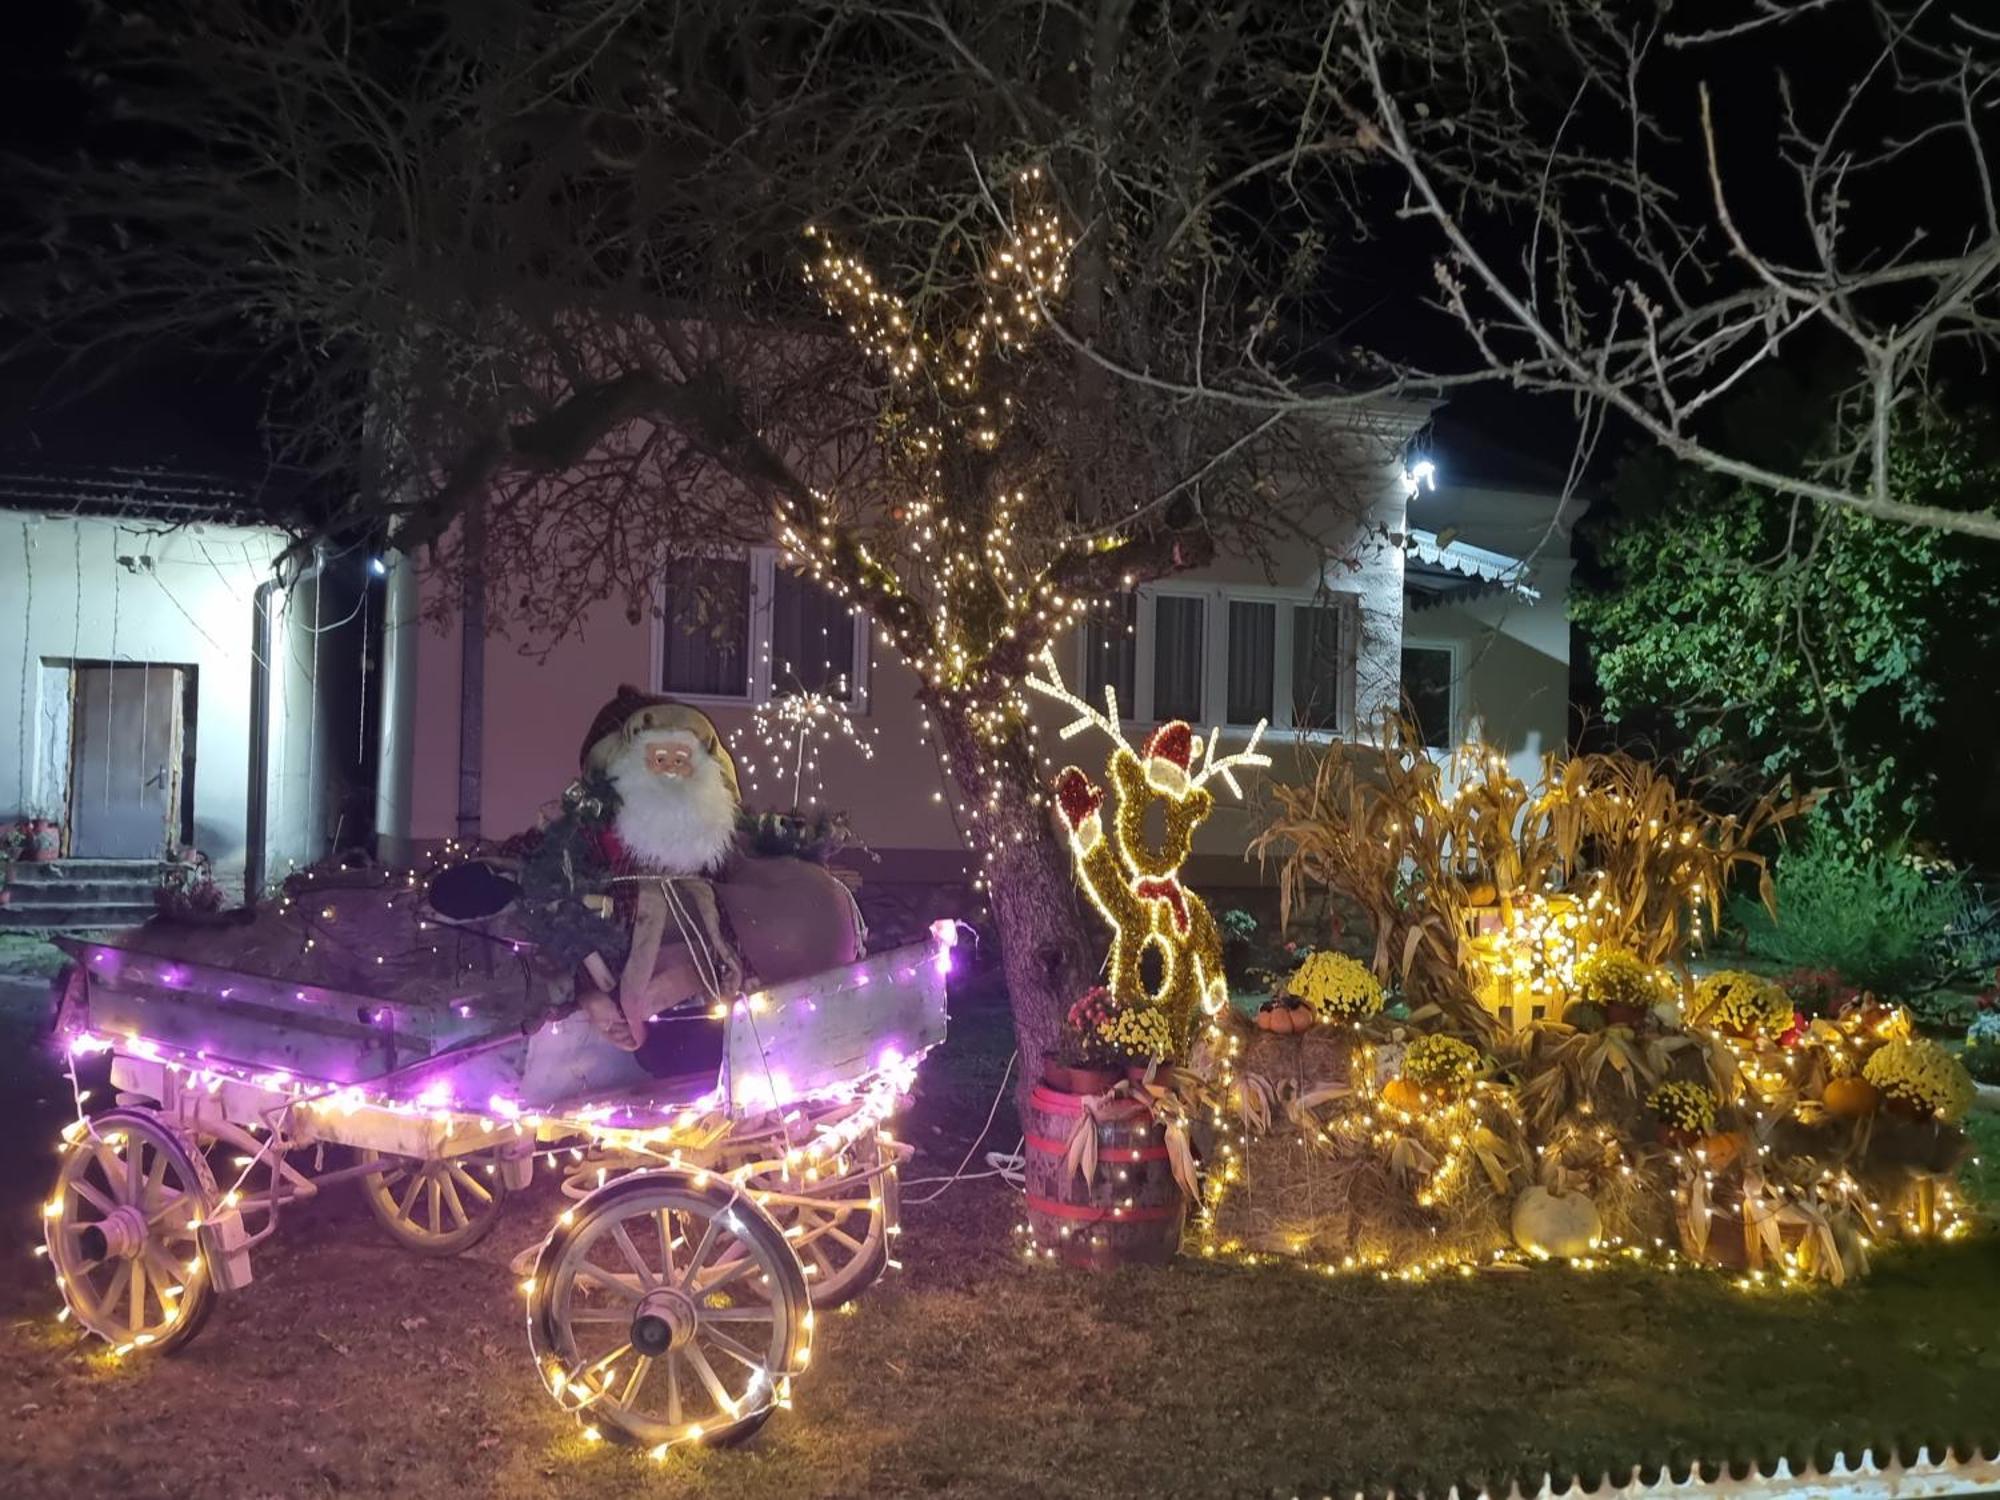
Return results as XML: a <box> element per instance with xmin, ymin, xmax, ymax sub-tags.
<box><xmin>929</xmin><ymin>702</ymin><xmax>1098</xmax><ymax>1109</ymax></box>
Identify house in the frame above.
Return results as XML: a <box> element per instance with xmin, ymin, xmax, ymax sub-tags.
<box><xmin>381</xmin><ymin>411</ymin><xmax>1584</xmax><ymax>905</ymax></box>
<box><xmin>0</xmin><ymin>458</ymin><xmax>368</xmax><ymax>924</ymax></box>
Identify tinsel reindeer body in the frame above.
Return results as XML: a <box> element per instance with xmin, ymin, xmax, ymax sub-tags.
<box><xmin>1029</xmin><ymin>647</ymin><xmax>1268</xmax><ymax>1057</ymax></box>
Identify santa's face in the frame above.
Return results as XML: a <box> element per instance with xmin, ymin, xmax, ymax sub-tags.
<box><xmin>607</xmin><ymin>729</ymin><xmax>739</xmax><ymax>875</ymax></box>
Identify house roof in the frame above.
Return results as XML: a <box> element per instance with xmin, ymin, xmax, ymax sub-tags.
<box><xmin>1402</xmin><ymin>526</ymin><xmax>1540</xmax><ymax>608</ymax></box>
<box><xmin>0</xmin><ymin>460</ymin><xmax>297</xmax><ymax>527</ymax></box>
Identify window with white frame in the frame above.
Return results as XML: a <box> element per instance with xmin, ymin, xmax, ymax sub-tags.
<box><xmin>1399</xmin><ymin>641</ymin><xmax>1458</xmax><ymax>750</ymax></box>
<box><xmin>656</xmin><ymin>548</ymin><xmax>870</xmax><ymax>707</ymax></box>
<box><xmin>1078</xmin><ymin>585</ymin><xmax>1358</xmax><ymax>735</ymax></box>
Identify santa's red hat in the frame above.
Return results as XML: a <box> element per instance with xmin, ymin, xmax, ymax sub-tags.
<box><xmin>579</xmin><ymin>683</ymin><xmax>740</xmax><ymax>801</ymax></box>
<box><xmin>1141</xmin><ymin>721</ymin><xmax>1195</xmax><ymax>795</ymax></box>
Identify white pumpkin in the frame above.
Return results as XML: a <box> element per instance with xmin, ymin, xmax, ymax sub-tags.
<box><xmin>1511</xmin><ymin>1185</ymin><xmax>1602</xmax><ymax>1260</ymax></box>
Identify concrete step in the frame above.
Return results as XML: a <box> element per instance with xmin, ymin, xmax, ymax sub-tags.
<box><xmin>6</xmin><ymin>859</ymin><xmax>164</xmax><ymax>883</ymax></box>
<box><xmin>0</xmin><ymin>900</ymin><xmax>154</xmax><ymax>933</ymax></box>
<box><xmin>2</xmin><ymin>875</ymin><xmax>158</xmax><ymax>902</ymax></box>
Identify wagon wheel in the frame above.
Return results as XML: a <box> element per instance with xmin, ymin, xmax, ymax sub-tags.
<box><xmin>45</xmin><ymin>1108</ymin><xmax>218</xmax><ymax>1355</ymax></box>
<box><xmin>733</xmin><ymin>1126</ymin><xmax>900</xmax><ymax>1308</ymax></box>
<box><xmin>356</xmin><ymin>1148</ymin><xmax>508</xmax><ymax>1256</ymax></box>
<box><xmin>526</xmin><ymin>1171</ymin><xmax>809</xmax><ymax>1452</ymax></box>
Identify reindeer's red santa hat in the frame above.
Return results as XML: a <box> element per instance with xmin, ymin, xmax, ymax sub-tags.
<box><xmin>1139</xmin><ymin>721</ymin><xmax>1196</xmax><ymax>796</ymax></box>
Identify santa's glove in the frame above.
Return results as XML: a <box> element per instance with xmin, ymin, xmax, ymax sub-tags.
<box><xmin>1053</xmin><ymin>767</ymin><xmax>1105</xmax><ymax>852</ymax></box>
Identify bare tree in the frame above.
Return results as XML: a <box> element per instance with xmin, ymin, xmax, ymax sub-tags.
<box><xmin>8</xmin><ymin>0</ymin><xmax>1408</xmax><ymax>1074</ymax></box>
<box><xmin>1025</xmin><ymin>0</ymin><xmax>1999</xmax><ymax>538</ymax></box>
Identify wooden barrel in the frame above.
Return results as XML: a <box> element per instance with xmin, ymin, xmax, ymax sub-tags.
<box><xmin>1022</xmin><ymin>1085</ymin><xmax>1185</xmax><ymax>1267</ymax></box>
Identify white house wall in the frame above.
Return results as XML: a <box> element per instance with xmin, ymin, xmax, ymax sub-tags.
<box><xmin>1403</xmin><ymin>480</ymin><xmax>1580</xmax><ymax>786</ymax></box>
<box><xmin>0</xmin><ymin>514</ymin><xmax>331</xmax><ymax>893</ymax></box>
<box><xmin>398</xmin><ymin>440</ymin><xmax>1418</xmax><ymax>890</ymax></box>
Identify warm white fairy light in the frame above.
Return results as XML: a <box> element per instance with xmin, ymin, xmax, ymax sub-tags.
<box><xmin>786</xmin><ymin>175</ymin><xmax>1158</xmax><ymax>888</ymax></box>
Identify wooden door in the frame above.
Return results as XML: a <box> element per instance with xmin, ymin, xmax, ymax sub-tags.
<box><xmin>67</xmin><ymin>664</ymin><xmax>185</xmax><ymax>858</ymax></box>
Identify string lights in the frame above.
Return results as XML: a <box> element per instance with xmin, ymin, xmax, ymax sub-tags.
<box><xmin>43</xmin><ymin>896</ymin><xmax>956</xmax><ymax>1455</ymax></box>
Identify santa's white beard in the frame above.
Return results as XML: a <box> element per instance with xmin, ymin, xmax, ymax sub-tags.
<box><xmin>607</xmin><ymin>737</ymin><xmax>738</xmax><ymax>875</ymax></box>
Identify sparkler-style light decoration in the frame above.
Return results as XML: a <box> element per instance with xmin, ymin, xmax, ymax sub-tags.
<box><xmin>733</xmin><ymin>689</ymin><xmax>878</xmax><ymax>808</ymax></box>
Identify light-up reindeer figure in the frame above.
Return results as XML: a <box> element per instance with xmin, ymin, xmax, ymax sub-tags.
<box><xmin>1025</xmin><ymin>645</ymin><xmax>1271</xmax><ymax>1055</ymax></box>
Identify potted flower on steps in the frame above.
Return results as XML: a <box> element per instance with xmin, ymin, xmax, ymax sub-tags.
<box><xmin>14</xmin><ymin>811</ymin><xmax>61</xmax><ymax>863</ymax></box>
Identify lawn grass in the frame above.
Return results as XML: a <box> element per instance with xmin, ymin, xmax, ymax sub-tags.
<box><xmin>0</xmin><ymin>965</ymin><xmax>1996</xmax><ymax>1498</ymax></box>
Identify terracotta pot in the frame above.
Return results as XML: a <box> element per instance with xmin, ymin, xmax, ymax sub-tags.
<box><xmin>1040</xmin><ymin>1054</ymin><xmax>1123</xmax><ymax>1095</ymax></box>
<box><xmin>1603</xmin><ymin>1000</ymin><xmax>1647</xmax><ymax>1027</ymax></box>
<box><xmin>1126</xmin><ymin>1062</ymin><xmax>1175</xmax><ymax>1087</ymax></box>
<box><xmin>19</xmin><ymin>819</ymin><xmax>59</xmax><ymax>862</ymax></box>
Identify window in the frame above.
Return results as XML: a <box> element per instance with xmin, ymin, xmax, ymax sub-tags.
<box><xmin>1151</xmin><ymin>595</ymin><xmax>1206</xmax><ymax>723</ymax></box>
<box><xmin>660</xmin><ymin>556</ymin><xmax>752</xmax><ymax>698</ymax></box>
<box><xmin>1290</xmin><ymin>604</ymin><xmax>1349</xmax><ymax>732</ymax></box>
<box><xmin>657</xmin><ymin>548</ymin><xmax>870</xmax><ymax>707</ymax></box>
<box><xmin>1083</xmin><ymin>592</ymin><xmax>1138</xmax><ymax>711</ymax></box>
<box><xmin>1225</xmin><ymin>601</ymin><xmax>1275</xmax><ymax>725</ymax></box>
<box><xmin>1075</xmin><ymin>585</ymin><xmax>1359</xmax><ymax>736</ymax></box>
<box><xmin>1400</xmin><ymin>643</ymin><xmax>1457</xmax><ymax>749</ymax></box>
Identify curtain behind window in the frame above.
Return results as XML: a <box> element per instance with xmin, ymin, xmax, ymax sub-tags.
<box><xmin>1153</xmin><ymin>595</ymin><xmax>1206</xmax><ymax>722</ymax></box>
<box><xmin>1084</xmin><ymin>593</ymin><xmax>1138</xmax><ymax>712</ymax></box>
<box><xmin>1290</xmin><ymin>603</ymin><xmax>1349</xmax><ymax>731</ymax></box>
<box><xmin>770</xmin><ymin>568</ymin><xmax>857</xmax><ymax>699</ymax></box>
<box><xmin>661</xmin><ymin>556</ymin><xmax>750</xmax><ymax>697</ymax></box>
<box><xmin>1226</xmin><ymin>600</ymin><xmax>1276</xmax><ymax>724</ymax></box>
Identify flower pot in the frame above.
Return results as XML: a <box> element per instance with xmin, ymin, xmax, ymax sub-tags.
<box><xmin>1040</xmin><ymin>1054</ymin><xmax>1124</xmax><ymax>1095</ymax></box>
<box><xmin>19</xmin><ymin>819</ymin><xmax>60</xmax><ymax>862</ymax></box>
<box><xmin>1603</xmin><ymin>1000</ymin><xmax>1647</xmax><ymax>1027</ymax></box>
<box><xmin>1126</xmin><ymin>1062</ymin><xmax>1175</xmax><ymax>1088</ymax></box>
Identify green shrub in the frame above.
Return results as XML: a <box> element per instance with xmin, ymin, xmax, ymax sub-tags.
<box><xmin>1731</xmin><ymin>816</ymin><xmax>1967</xmax><ymax>994</ymax></box>
<box><xmin>1965</xmin><ymin>1038</ymin><xmax>2000</xmax><ymax>1086</ymax></box>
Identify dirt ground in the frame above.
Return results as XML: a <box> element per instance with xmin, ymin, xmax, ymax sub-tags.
<box><xmin>2</xmin><ymin>961</ymin><xmax>1998</xmax><ymax>1500</ymax></box>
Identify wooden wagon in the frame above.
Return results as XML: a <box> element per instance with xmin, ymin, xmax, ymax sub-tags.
<box><xmin>39</xmin><ymin>912</ymin><xmax>954</xmax><ymax>1454</ymax></box>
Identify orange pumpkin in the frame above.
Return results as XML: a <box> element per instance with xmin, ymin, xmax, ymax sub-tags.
<box><xmin>1380</xmin><ymin>1076</ymin><xmax>1426</xmax><ymax>1113</ymax></box>
<box><xmin>1822</xmin><ymin>1075</ymin><xmax>1881</xmax><ymax>1119</ymax></box>
<box><xmin>1697</xmin><ymin>1130</ymin><xmax>1746</xmax><ymax>1173</ymax></box>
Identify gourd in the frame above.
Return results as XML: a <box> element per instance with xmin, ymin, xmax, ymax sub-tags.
<box><xmin>1380</xmin><ymin>1076</ymin><xmax>1426</xmax><ymax>1113</ymax></box>
<box><xmin>1821</xmin><ymin>1075</ymin><xmax>1880</xmax><ymax>1119</ymax></box>
<box><xmin>1511</xmin><ymin>1185</ymin><xmax>1602</xmax><ymax>1259</ymax></box>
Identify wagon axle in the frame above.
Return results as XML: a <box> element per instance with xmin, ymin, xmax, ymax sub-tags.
<box><xmin>76</xmin><ymin>1204</ymin><xmax>150</xmax><ymax>1265</ymax></box>
<box><xmin>629</xmin><ymin>1286</ymin><xmax>700</xmax><ymax>1356</ymax></box>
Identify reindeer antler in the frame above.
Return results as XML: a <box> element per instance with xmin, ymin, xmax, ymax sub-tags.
<box><xmin>1192</xmin><ymin>718</ymin><xmax>1271</xmax><ymax>798</ymax></box>
<box><xmin>1024</xmin><ymin>643</ymin><xmax>1134</xmax><ymax>756</ymax></box>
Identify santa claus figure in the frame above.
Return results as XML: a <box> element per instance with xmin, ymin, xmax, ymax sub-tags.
<box><xmin>584</xmin><ymin>690</ymin><xmax>743</xmax><ymax>877</ymax></box>
<box><xmin>562</xmin><ymin>686</ymin><xmax>865</xmax><ymax>1053</ymax></box>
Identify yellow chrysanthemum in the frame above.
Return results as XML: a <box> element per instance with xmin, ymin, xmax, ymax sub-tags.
<box><xmin>1287</xmin><ymin>952</ymin><xmax>1384</xmax><ymax>1020</ymax></box>
<box><xmin>1647</xmin><ymin>1080</ymin><xmax>1718</xmax><ymax>1134</ymax></box>
<box><xmin>1097</xmin><ymin>1005</ymin><xmax>1174</xmax><ymax>1063</ymax></box>
<box><xmin>1574</xmin><ymin>949</ymin><xmax>1664</xmax><ymax>1010</ymax></box>
<box><xmin>1692</xmin><ymin>970</ymin><xmax>1791</xmax><ymax>1035</ymax></box>
<box><xmin>1862</xmin><ymin>1037</ymin><xmax>1975</xmax><ymax>1122</ymax></box>
<box><xmin>1403</xmin><ymin>1034</ymin><xmax>1482</xmax><ymax>1087</ymax></box>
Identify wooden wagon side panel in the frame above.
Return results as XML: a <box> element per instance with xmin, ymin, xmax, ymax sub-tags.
<box><xmin>724</xmin><ymin>935</ymin><xmax>951</xmax><ymax>1112</ymax></box>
